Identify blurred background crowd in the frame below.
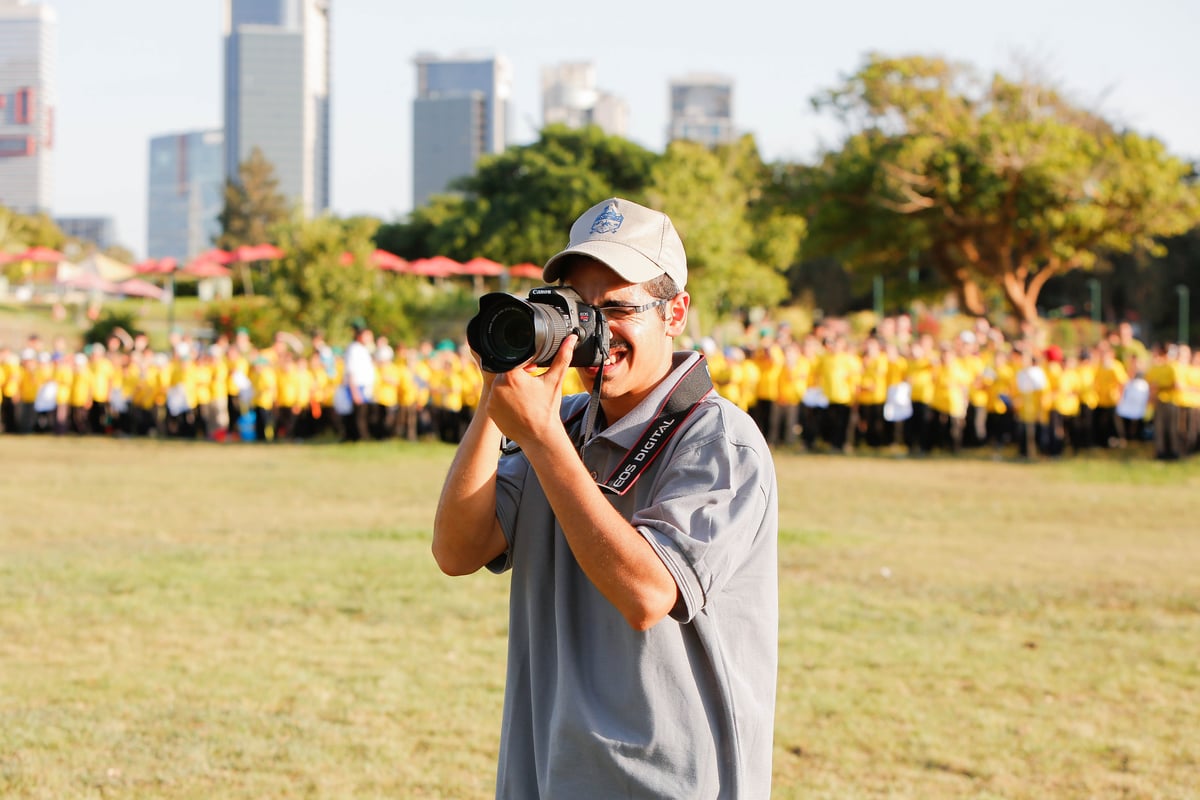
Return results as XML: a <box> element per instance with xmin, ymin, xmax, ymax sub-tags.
<box><xmin>3</xmin><ymin>312</ymin><xmax>1196</xmax><ymax>462</ymax></box>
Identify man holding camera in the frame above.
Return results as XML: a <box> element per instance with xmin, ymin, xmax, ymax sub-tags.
<box><xmin>433</xmin><ymin>198</ymin><xmax>779</xmax><ymax>798</ymax></box>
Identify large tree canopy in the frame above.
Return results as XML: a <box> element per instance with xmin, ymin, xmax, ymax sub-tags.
<box><xmin>647</xmin><ymin>135</ymin><xmax>805</xmax><ymax>321</ymax></box>
<box><xmin>378</xmin><ymin>125</ymin><xmax>658</xmax><ymax>266</ymax></box>
<box><xmin>797</xmin><ymin>54</ymin><xmax>1200</xmax><ymax>322</ymax></box>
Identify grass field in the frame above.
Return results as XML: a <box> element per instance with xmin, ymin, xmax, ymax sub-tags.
<box><xmin>1</xmin><ymin>437</ymin><xmax>1198</xmax><ymax>799</ymax></box>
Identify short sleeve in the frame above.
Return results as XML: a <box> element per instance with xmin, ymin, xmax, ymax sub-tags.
<box><xmin>631</xmin><ymin>411</ymin><xmax>773</xmax><ymax>623</ymax></box>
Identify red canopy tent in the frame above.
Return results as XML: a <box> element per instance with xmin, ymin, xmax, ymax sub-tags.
<box><xmin>338</xmin><ymin>249</ymin><xmax>410</xmax><ymax>271</ymax></box>
<box><xmin>182</xmin><ymin>259</ymin><xmax>233</xmax><ymax>278</ymax></box>
<box><xmin>193</xmin><ymin>248</ymin><xmax>235</xmax><ymax>265</ymax></box>
<box><xmin>133</xmin><ymin>257</ymin><xmax>177</xmax><ymax>275</ymax></box>
<box><xmin>231</xmin><ymin>243</ymin><xmax>285</xmax><ymax>261</ymax></box>
<box><xmin>508</xmin><ymin>262</ymin><xmax>545</xmax><ymax>280</ymax></box>
<box><xmin>17</xmin><ymin>246</ymin><xmax>66</xmax><ymax>263</ymax></box>
<box><xmin>459</xmin><ymin>257</ymin><xmax>505</xmax><ymax>277</ymax></box>
<box><xmin>407</xmin><ymin>255</ymin><xmax>459</xmax><ymax>278</ymax></box>
<box><xmin>372</xmin><ymin>249</ymin><xmax>409</xmax><ymax>271</ymax></box>
<box><xmin>116</xmin><ymin>278</ymin><xmax>166</xmax><ymax>299</ymax></box>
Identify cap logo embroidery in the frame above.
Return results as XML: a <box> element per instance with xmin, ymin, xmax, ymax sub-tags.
<box><xmin>589</xmin><ymin>203</ymin><xmax>624</xmax><ymax>235</ymax></box>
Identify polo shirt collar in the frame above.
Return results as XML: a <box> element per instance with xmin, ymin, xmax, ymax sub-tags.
<box><xmin>587</xmin><ymin>351</ymin><xmax>705</xmax><ymax>451</ymax></box>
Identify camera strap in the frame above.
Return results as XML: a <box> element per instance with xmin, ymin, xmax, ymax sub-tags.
<box><xmin>506</xmin><ymin>356</ymin><xmax>714</xmax><ymax>497</ymax></box>
<box><xmin>594</xmin><ymin>355</ymin><xmax>714</xmax><ymax>496</ymax></box>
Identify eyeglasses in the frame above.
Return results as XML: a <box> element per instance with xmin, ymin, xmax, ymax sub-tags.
<box><xmin>598</xmin><ymin>298</ymin><xmax>669</xmax><ymax>322</ymax></box>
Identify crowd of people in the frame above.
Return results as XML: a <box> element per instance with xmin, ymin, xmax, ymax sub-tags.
<box><xmin>2</xmin><ymin>313</ymin><xmax>1198</xmax><ymax>461</ymax></box>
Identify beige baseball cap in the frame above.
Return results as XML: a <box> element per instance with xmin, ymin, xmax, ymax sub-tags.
<box><xmin>543</xmin><ymin>198</ymin><xmax>687</xmax><ymax>289</ymax></box>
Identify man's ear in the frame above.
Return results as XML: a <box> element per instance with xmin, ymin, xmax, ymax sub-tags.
<box><xmin>666</xmin><ymin>292</ymin><xmax>690</xmax><ymax>337</ymax></box>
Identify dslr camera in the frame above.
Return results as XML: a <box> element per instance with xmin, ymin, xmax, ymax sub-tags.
<box><xmin>467</xmin><ymin>286</ymin><xmax>611</xmax><ymax>373</ymax></box>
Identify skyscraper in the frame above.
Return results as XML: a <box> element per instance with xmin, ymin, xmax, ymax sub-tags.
<box><xmin>55</xmin><ymin>216</ymin><xmax>116</xmax><ymax>251</ymax></box>
<box><xmin>668</xmin><ymin>74</ymin><xmax>735</xmax><ymax>149</ymax></box>
<box><xmin>412</xmin><ymin>52</ymin><xmax>511</xmax><ymax>208</ymax></box>
<box><xmin>223</xmin><ymin>0</ymin><xmax>329</xmax><ymax>216</ymax></box>
<box><xmin>0</xmin><ymin>0</ymin><xmax>55</xmax><ymax>215</ymax></box>
<box><xmin>542</xmin><ymin>62</ymin><xmax>628</xmax><ymax>138</ymax></box>
<box><xmin>147</xmin><ymin>129</ymin><xmax>224</xmax><ymax>263</ymax></box>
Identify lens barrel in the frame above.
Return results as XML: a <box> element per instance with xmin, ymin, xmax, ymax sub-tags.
<box><xmin>467</xmin><ymin>289</ymin><xmax>609</xmax><ymax>373</ymax></box>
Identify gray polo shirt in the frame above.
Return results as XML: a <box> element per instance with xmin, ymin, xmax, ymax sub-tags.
<box><xmin>491</xmin><ymin>351</ymin><xmax>778</xmax><ymax>799</ymax></box>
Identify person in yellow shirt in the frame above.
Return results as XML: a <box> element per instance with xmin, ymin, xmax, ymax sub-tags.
<box><xmin>53</xmin><ymin>352</ymin><xmax>74</xmax><ymax>435</ymax></box>
<box><xmin>371</xmin><ymin>345</ymin><xmax>401</xmax><ymax>440</ymax></box>
<box><xmin>1146</xmin><ymin>345</ymin><xmax>1184</xmax><ymax>460</ymax></box>
<box><xmin>15</xmin><ymin>348</ymin><xmax>42</xmax><ymax>434</ymax></box>
<box><xmin>1046</xmin><ymin>348</ymin><xmax>1084</xmax><ymax>456</ymax></box>
<box><xmin>904</xmin><ymin>341</ymin><xmax>936</xmax><ymax>454</ymax></box>
<box><xmin>69</xmin><ymin>352</ymin><xmax>93</xmax><ymax>434</ymax></box>
<box><xmin>1182</xmin><ymin>346</ymin><xmax>1200</xmax><ymax>456</ymax></box>
<box><xmin>883</xmin><ymin>341</ymin><xmax>908</xmax><ymax>447</ymax></box>
<box><xmin>274</xmin><ymin>350</ymin><xmax>305</xmax><ymax>440</ymax></box>
<box><xmin>753</xmin><ymin>339</ymin><xmax>784</xmax><ymax>439</ymax></box>
<box><xmin>931</xmin><ymin>343</ymin><xmax>973</xmax><ymax>453</ymax></box>
<box><xmin>166</xmin><ymin>346</ymin><xmax>200</xmax><ymax>438</ymax></box>
<box><xmin>87</xmin><ymin>343</ymin><xmax>116</xmax><ymax>435</ymax></box>
<box><xmin>251</xmin><ymin>356</ymin><xmax>278</xmax><ymax>442</ymax></box>
<box><xmin>856</xmin><ymin>337</ymin><xmax>889</xmax><ymax>448</ymax></box>
<box><xmin>772</xmin><ymin>342</ymin><xmax>810</xmax><ymax>448</ymax></box>
<box><xmin>982</xmin><ymin>347</ymin><xmax>1017</xmax><ymax>450</ymax></box>
<box><xmin>1014</xmin><ymin>347</ymin><xmax>1050</xmax><ymax>458</ymax></box>
<box><xmin>1092</xmin><ymin>343</ymin><xmax>1128</xmax><ymax>447</ymax></box>
<box><xmin>0</xmin><ymin>347</ymin><xmax>18</xmax><ymax>433</ymax></box>
<box><xmin>819</xmin><ymin>336</ymin><xmax>861</xmax><ymax>452</ymax></box>
<box><xmin>1075</xmin><ymin>347</ymin><xmax>1098</xmax><ymax>450</ymax></box>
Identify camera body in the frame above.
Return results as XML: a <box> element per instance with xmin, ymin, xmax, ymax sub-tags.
<box><xmin>467</xmin><ymin>286</ymin><xmax>610</xmax><ymax>373</ymax></box>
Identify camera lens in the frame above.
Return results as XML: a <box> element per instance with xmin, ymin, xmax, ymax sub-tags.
<box><xmin>488</xmin><ymin>305</ymin><xmax>535</xmax><ymax>364</ymax></box>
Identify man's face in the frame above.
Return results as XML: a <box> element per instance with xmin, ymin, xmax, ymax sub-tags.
<box><xmin>562</xmin><ymin>258</ymin><xmax>688</xmax><ymax>420</ymax></box>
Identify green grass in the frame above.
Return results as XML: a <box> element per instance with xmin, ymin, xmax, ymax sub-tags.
<box><xmin>1</xmin><ymin>438</ymin><xmax>1198</xmax><ymax>798</ymax></box>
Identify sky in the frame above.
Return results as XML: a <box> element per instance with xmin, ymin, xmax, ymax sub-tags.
<box><xmin>42</xmin><ymin>0</ymin><xmax>1200</xmax><ymax>259</ymax></box>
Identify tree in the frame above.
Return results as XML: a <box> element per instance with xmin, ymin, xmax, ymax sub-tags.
<box><xmin>266</xmin><ymin>215</ymin><xmax>379</xmax><ymax>340</ymax></box>
<box><xmin>217</xmin><ymin>147</ymin><xmax>291</xmax><ymax>294</ymax></box>
<box><xmin>798</xmin><ymin>54</ymin><xmax>1200</xmax><ymax>323</ymax></box>
<box><xmin>378</xmin><ymin>125</ymin><xmax>659</xmax><ymax>266</ymax></box>
<box><xmin>0</xmin><ymin>204</ymin><xmax>66</xmax><ymax>283</ymax></box>
<box><xmin>646</xmin><ymin>135</ymin><xmax>805</xmax><ymax>323</ymax></box>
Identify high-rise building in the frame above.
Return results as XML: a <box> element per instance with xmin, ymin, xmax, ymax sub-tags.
<box><xmin>412</xmin><ymin>52</ymin><xmax>511</xmax><ymax>208</ymax></box>
<box><xmin>0</xmin><ymin>0</ymin><xmax>55</xmax><ymax>215</ymax></box>
<box><xmin>223</xmin><ymin>0</ymin><xmax>329</xmax><ymax>216</ymax></box>
<box><xmin>668</xmin><ymin>74</ymin><xmax>735</xmax><ymax>148</ymax></box>
<box><xmin>55</xmin><ymin>216</ymin><xmax>116</xmax><ymax>251</ymax></box>
<box><xmin>541</xmin><ymin>62</ymin><xmax>628</xmax><ymax>138</ymax></box>
<box><xmin>147</xmin><ymin>129</ymin><xmax>224</xmax><ymax>263</ymax></box>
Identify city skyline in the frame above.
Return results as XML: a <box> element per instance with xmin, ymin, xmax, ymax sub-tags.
<box><xmin>29</xmin><ymin>0</ymin><xmax>1200</xmax><ymax>258</ymax></box>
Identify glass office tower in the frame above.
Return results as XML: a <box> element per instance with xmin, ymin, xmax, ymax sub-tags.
<box><xmin>0</xmin><ymin>0</ymin><xmax>56</xmax><ymax>214</ymax></box>
<box><xmin>147</xmin><ymin>129</ymin><xmax>224</xmax><ymax>263</ymax></box>
<box><xmin>412</xmin><ymin>52</ymin><xmax>511</xmax><ymax>208</ymax></box>
<box><xmin>223</xmin><ymin>0</ymin><xmax>329</xmax><ymax>215</ymax></box>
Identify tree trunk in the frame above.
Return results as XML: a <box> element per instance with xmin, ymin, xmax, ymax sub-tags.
<box><xmin>1002</xmin><ymin>271</ymin><xmax>1039</xmax><ymax>324</ymax></box>
<box><xmin>957</xmin><ymin>273</ymin><xmax>987</xmax><ymax>317</ymax></box>
<box><xmin>239</xmin><ymin>262</ymin><xmax>254</xmax><ymax>297</ymax></box>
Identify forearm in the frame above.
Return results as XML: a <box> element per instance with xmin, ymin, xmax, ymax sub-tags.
<box><xmin>523</xmin><ymin>430</ymin><xmax>679</xmax><ymax>631</ymax></box>
<box><xmin>432</xmin><ymin>409</ymin><xmax>507</xmax><ymax>575</ymax></box>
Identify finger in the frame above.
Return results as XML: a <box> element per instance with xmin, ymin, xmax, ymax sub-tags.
<box><xmin>550</xmin><ymin>333</ymin><xmax>577</xmax><ymax>372</ymax></box>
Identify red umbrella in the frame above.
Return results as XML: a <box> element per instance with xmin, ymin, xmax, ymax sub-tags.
<box><xmin>133</xmin><ymin>257</ymin><xmax>177</xmax><ymax>275</ymax></box>
<box><xmin>372</xmin><ymin>249</ymin><xmax>409</xmax><ymax>271</ymax></box>
<box><xmin>407</xmin><ymin>256</ymin><xmax>459</xmax><ymax>277</ymax></box>
<box><xmin>508</xmin><ymin>262</ymin><xmax>545</xmax><ymax>280</ymax></box>
<box><xmin>116</xmin><ymin>278</ymin><xmax>166</xmax><ymax>299</ymax></box>
<box><xmin>193</xmin><ymin>247</ymin><xmax>235</xmax><ymax>265</ymax></box>
<box><xmin>459</xmin><ymin>256</ymin><xmax>505</xmax><ymax>277</ymax></box>
<box><xmin>183</xmin><ymin>259</ymin><xmax>232</xmax><ymax>278</ymax></box>
<box><xmin>17</xmin><ymin>246</ymin><xmax>66</xmax><ymax>263</ymax></box>
<box><xmin>231</xmin><ymin>243</ymin><xmax>284</xmax><ymax>261</ymax></box>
